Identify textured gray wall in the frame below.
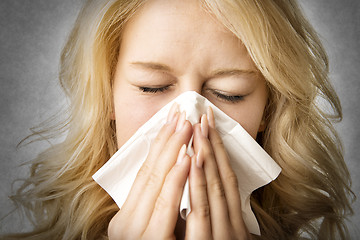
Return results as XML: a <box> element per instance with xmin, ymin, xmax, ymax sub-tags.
<box><xmin>0</xmin><ymin>0</ymin><xmax>359</xmax><ymax>237</ymax></box>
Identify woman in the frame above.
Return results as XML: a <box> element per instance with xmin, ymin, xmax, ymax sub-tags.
<box><xmin>4</xmin><ymin>0</ymin><xmax>354</xmax><ymax>239</ymax></box>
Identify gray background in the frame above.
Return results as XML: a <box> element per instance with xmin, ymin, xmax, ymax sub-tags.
<box><xmin>0</xmin><ymin>0</ymin><xmax>359</xmax><ymax>237</ymax></box>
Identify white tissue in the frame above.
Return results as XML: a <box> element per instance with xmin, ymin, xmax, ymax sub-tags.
<box><xmin>93</xmin><ymin>91</ymin><xmax>281</xmax><ymax>235</ymax></box>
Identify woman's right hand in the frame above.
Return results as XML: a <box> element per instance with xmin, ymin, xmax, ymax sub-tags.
<box><xmin>108</xmin><ymin>104</ymin><xmax>193</xmax><ymax>239</ymax></box>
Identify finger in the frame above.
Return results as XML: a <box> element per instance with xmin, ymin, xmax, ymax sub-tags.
<box><xmin>109</xmin><ymin>143</ymin><xmax>190</xmax><ymax>239</ymax></box>
<box><xmin>207</xmin><ymin>106</ymin><xmax>215</xmax><ymax>128</ymax></box>
<box><xmin>193</xmin><ymin>116</ymin><xmax>231</xmax><ymax>238</ymax></box>
<box><xmin>207</xmin><ymin>115</ymin><xmax>247</xmax><ymax>233</ymax></box>
<box><xmin>146</xmin><ymin>103</ymin><xmax>180</xmax><ymax>162</ymax></box>
<box><xmin>186</xmin><ymin>155</ymin><xmax>212</xmax><ymax>239</ymax></box>
<box><xmin>121</xmin><ymin>109</ymin><xmax>180</xmax><ymax>212</ymax></box>
<box><xmin>130</xmin><ymin>117</ymin><xmax>193</xmax><ymax>227</ymax></box>
<box><xmin>145</xmin><ymin>146</ymin><xmax>191</xmax><ymax>238</ymax></box>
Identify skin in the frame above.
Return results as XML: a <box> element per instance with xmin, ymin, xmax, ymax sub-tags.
<box><xmin>110</xmin><ymin>0</ymin><xmax>268</xmax><ymax>239</ymax></box>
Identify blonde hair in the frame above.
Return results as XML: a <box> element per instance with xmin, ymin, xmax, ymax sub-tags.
<box><xmin>4</xmin><ymin>0</ymin><xmax>354</xmax><ymax>239</ymax></box>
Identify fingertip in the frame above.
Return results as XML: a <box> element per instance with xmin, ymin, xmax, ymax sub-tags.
<box><xmin>207</xmin><ymin>106</ymin><xmax>215</xmax><ymax>128</ymax></box>
<box><xmin>193</xmin><ymin>123</ymin><xmax>209</xmax><ymax>151</ymax></box>
<box><xmin>181</xmin><ymin>120</ymin><xmax>194</xmax><ymax>135</ymax></box>
<box><xmin>196</xmin><ymin>148</ymin><xmax>204</xmax><ymax>168</ymax></box>
<box><xmin>176</xmin><ymin>144</ymin><xmax>187</xmax><ymax>165</ymax></box>
<box><xmin>182</xmin><ymin>119</ymin><xmax>192</xmax><ymax>129</ymax></box>
<box><xmin>167</xmin><ymin>102</ymin><xmax>179</xmax><ymax>123</ymax></box>
<box><xmin>173</xmin><ymin>119</ymin><xmax>193</xmax><ymax>144</ymax></box>
<box><xmin>190</xmin><ymin>153</ymin><xmax>203</xmax><ymax>178</ymax></box>
<box><xmin>176</xmin><ymin>111</ymin><xmax>186</xmax><ymax>131</ymax></box>
<box><xmin>176</xmin><ymin>152</ymin><xmax>191</xmax><ymax>174</ymax></box>
<box><xmin>200</xmin><ymin>114</ymin><xmax>208</xmax><ymax>138</ymax></box>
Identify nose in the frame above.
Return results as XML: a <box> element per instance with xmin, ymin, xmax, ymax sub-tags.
<box><xmin>177</xmin><ymin>75</ymin><xmax>204</xmax><ymax>96</ymax></box>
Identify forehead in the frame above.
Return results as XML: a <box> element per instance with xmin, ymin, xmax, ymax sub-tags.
<box><xmin>128</xmin><ymin>0</ymin><xmax>223</xmax><ymax>31</ymax></box>
<box><xmin>118</xmin><ymin>0</ymin><xmax>254</xmax><ymax>72</ymax></box>
<box><xmin>121</xmin><ymin>0</ymin><xmax>245</xmax><ymax>48</ymax></box>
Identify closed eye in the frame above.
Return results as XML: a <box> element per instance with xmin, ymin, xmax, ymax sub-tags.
<box><xmin>210</xmin><ymin>89</ymin><xmax>245</xmax><ymax>103</ymax></box>
<box><xmin>139</xmin><ymin>85</ymin><xmax>172</xmax><ymax>93</ymax></box>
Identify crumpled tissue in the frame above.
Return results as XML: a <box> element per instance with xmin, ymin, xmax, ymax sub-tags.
<box><xmin>93</xmin><ymin>91</ymin><xmax>281</xmax><ymax>235</ymax></box>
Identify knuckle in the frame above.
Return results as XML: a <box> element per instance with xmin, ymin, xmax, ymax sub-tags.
<box><xmin>196</xmin><ymin>204</ymin><xmax>211</xmax><ymax>219</ymax></box>
<box><xmin>209</xmin><ymin>179</ymin><xmax>226</xmax><ymax>198</ymax></box>
<box><xmin>152</xmin><ymin>134</ymin><xmax>163</xmax><ymax>146</ymax></box>
<box><xmin>154</xmin><ymin>194</ymin><xmax>170</xmax><ymax>212</ymax></box>
<box><xmin>137</xmin><ymin>163</ymin><xmax>151</xmax><ymax>178</ymax></box>
<box><xmin>210</xmin><ymin>131</ymin><xmax>225</xmax><ymax>148</ymax></box>
<box><xmin>153</xmin><ymin>123</ymin><xmax>173</xmax><ymax>144</ymax></box>
<box><xmin>202</xmin><ymin>145</ymin><xmax>214</xmax><ymax>159</ymax></box>
<box><xmin>163</xmin><ymin>170</ymin><xmax>178</xmax><ymax>189</ymax></box>
<box><xmin>108</xmin><ymin>215</ymin><xmax>127</xmax><ymax>239</ymax></box>
<box><xmin>225</xmin><ymin>171</ymin><xmax>239</xmax><ymax>190</ymax></box>
<box><xmin>146</xmin><ymin>171</ymin><xmax>163</xmax><ymax>188</ymax></box>
<box><xmin>213</xmin><ymin>137</ymin><xmax>225</xmax><ymax>149</ymax></box>
<box><xmin>195</xmin><ymin>178</ymin><xmax>207</xmax><ymax>190</ymax></box>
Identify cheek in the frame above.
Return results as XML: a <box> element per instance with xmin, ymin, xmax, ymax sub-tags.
<box><xmin>114</xmin><ymin>102</ymin><xmax>151</xmax><ymax>148</ymax></box>
<box><xmin>220</xmin><ymin>105</ymin><xmax>264</xmax><ymax>139</ymax></box>
<box><xmin>233</xmin><ymin>107</ymin><xmax>265</xmax><ymax>139</ymax></box>
<box><xmin>223</xmin><ymin>91</ymin><xmax>267</xmax><ymax>139</ymax></box>
<box><xmin>113</xmin><ymin>89</ymin><xmax>172</xmax><ymax>148</ymax></box>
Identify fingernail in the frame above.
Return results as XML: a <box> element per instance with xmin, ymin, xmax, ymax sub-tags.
<box><xmin>196</xmin><ymin>148</ymin><xmax>204</xmax><ymax>168</ymax></box>
<box><xmin>171</xmin><ymin>112</ymin><xmax>180</xmax><ymax>125</ymax></box>
<box><xmin>201</xmin><ymin>114</ymin><xmax>208</xmax><ymax>138</ymax></box>
<box><xmin>167</xmin><ymin>103</ymin><xmax>179</xmax><ymax>123</ymax></box>
<box><xmin>176</xmin><ymin>111</ymin><xmax>186</xmax><ymax>132</ymax></box>
<box><xmin>207</xmin><ymin>106</ymin><xmax>215</xmax><ymax>128</ymax></box>
<box><xmin>176</xmin><ymin>144</ymin><xmax>187</xmax><ymax>164</ymax></box>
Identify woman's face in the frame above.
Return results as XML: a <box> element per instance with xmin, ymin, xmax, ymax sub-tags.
<box><xmin>113</xmin><ymin>0</ymin><xmax>268</xmax><ymax>148</ymax></box>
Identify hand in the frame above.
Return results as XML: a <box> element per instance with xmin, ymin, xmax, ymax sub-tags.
<box><xmin>186</xmin><ymin>107</ymin><xmax>251</xmax><ymax>240</ymax></box>
<box><xmin>108</xmin><ymin>104</ymin><xmax>193</xmax><ymax>239</ymax></box>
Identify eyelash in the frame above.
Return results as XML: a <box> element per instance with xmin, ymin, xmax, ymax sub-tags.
<box><xmin>210</xmin><ymin>90</ymin><xmax>244</xmax><ymax>103</ymax></box>
<box><xmin>138</xmin><ymin>86</ymin><xmax>244</xmax><ymax>103</ymax></box>
<box><xmin>139</xmin><ymin>85</ymin><xmax>171</xmax><ymax>93</ymax></box>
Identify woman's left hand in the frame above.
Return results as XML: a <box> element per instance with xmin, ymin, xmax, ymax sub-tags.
<box><xmin>186</xmin><ymin>108</ymin><xmax>251</xmax><ymax>240</ymax></box>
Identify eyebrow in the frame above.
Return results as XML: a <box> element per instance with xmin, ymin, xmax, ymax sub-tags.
<box><xmin>209</xmin><ymin>68</ymin><xmax>259</xmax><ymax>78</ymax></box>
<box><xmin>130</xmin><ymin>61</ymin><xmax>173</xmax><ymax>72</ymax></box>
<box><xmin>130</xmin><ymin>61</ymin><xmax>259</xmax><ymax>78</ymax></box>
